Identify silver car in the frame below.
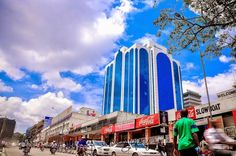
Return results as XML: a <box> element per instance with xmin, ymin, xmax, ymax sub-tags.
<box><xmin>110</xmin><ymin>142</ymin><xmax>160</xmax><ymax>156</ymax></box>
<box><xmin>86</xmin><ymin>140</ymin><xmax>110</xmax><ymax>156</ymax></box>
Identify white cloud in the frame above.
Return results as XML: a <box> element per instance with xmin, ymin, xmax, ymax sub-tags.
<box><xmin>0</xmin><ymin>80</ymin><xmax>13</xmax><ymax>92</ymax></box>
<box><xmin>219</xmin><ymin>55</ymin><xmax>232</xmax><ymax>63</ymax></box>
<box><xmin>0</xmin><ymin>92</ymin><xmax>73</xmax><ymax>132</ymax></box>
<box><xmin>186</xmin><ymin>62</ymin><xmax>195</xmax><ymax>70</ymax></box>
<box><xmin>0</xmin><ymin>51</ymin><xmax>25</xmax><ymax>80</ymax></box>
<box><xmin>42</xmin><ymin>71</ymin><xmax>82</xmax><ymax>92</ymax></box>
<box><xmin>182</xmin><ymin>64</ymin><xmax>236</xmax><ymax>103</ymax></box>
<box><xmin>135</xmin><ymin>33</ymin><xmax>158</xmax><ymax>45</ymax></box>
<box><xmin>0</xmin><ymin>0</ymin><xmax>137</xmax><ymax>90</ymax></box>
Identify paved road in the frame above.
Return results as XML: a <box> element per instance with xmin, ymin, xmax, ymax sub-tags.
<box><xmin>5</xmin><ymin>147</ymin><xmax>75</xmax><ymax>156</ymax></box>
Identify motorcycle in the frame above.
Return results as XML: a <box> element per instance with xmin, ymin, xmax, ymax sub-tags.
<box><xmin>77</xmin><ymin>145</ymin><xmax>87</xmax><ymax>156</ymax></box>
<box><xmin>50</xmin><ymin>146</ymin><xmax>57</xmax><ymax>155</ymax></box>
<box><xmin>22</xmin><ymin>145</ymin><xmax>31</xmax><ymax>156</ymax></box>
<box><xmin>40</xmin><ymin>146</ymin><xmax>44</xmax><ymax>151</ymax></box>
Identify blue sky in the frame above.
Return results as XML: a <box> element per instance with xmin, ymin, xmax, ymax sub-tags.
<box><xmin>0</xmin><ymin>0</ymin><xmax>235</xmax><ymax>132</ymax></box>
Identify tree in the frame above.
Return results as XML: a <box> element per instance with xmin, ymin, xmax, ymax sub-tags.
<box><xmin>154</xmin><ymin>0</ymin><xmax>236</xmax><ymax>58</ymax></box>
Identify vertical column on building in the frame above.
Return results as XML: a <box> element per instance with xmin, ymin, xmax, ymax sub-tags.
<box><xmin>127</xmin><ymin>132</ymin><xmax>132</xmax><ymax>141</ymax></box>
<box><xmin>114</xmin><ymin>133</ymin><xmax>119</xmax><ymax>143</ymax></box>
<box><xmin>101</xmin><ymin>134</ymin><xmax>105</xmax><ymax>141</ymax></box>
<box><xmin>145</xmin><ymin>127</ymin><xmax>151</xmax><ymax>144</ymax></box>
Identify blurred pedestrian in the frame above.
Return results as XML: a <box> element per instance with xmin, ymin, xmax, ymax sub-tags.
<box><xmin>173</xmin><ymin>109</ymin><xmax>200</xmax><ymax>156</ymax></box>
<box><xmin>158</xmin><ymin>140</ymin><xmax>166</xmax><ymax>156</ymax></box>
<box><xmin>204</xmin><ymin>120</ymin><xmax>236</xmax><ymax>156</ymax></box>
<box><xmin>200</xmin><ymin>136</ymin><xmax>209</xmax><ymax>156</ymax></box>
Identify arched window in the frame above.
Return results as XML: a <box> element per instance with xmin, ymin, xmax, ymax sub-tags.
<box><xmin>113</xmin><ymin>51</ymin><xmax>122</xmax><ymax>111</ymax></box>
<box><xmin>139</xmin><ymin>48</ymin><xmax>150</xmax><ymax>115</ymax></box>
<box><xmin>156</xmin><ymin>53</ymin><xmax>174</xmax><ymax>111</ymax></box>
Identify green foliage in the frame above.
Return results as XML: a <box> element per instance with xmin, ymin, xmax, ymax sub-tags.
<box><xmin>154</xmin><ymin>0</ymin><xmax>236</xmax><ymax>59</ymax></box>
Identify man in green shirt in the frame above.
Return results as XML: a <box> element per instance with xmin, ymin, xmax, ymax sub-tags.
<box><xmin>173</xmin><ymin>109</ymin><xmax>200</xmax><ymax>156</ymax></box>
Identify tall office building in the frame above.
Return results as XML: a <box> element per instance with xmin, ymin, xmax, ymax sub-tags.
<box><xmin>103</xmin><ymin>41</ymin><xmax>183</xmax><ymax>115</ymax></box>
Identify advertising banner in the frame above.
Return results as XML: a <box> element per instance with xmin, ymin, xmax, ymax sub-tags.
<box><xmin>232</xmin><ymin>110</ymin><xmax>236</xmax><ymax>126</ymax></box>
<box><xmin>43</xmin><ymin>116</ymin><xmax>53</xmax><ymax>128</ymax></box>
<box><xmin>51</xmin><ymin>106</ymin><xmax>72</xmax><ymax>125</ymax></box>
<box><xmin>175</xmin><ymin>107</ymin><xmax>196</xmax><ymax>120</ymax></box>
<box><xmin>101</xmin><ymin>125</ymin><xmax>115</xmax><ymax>134</ymax></box>
<box><xmin>114</xmin><ymin>120</ymin><xmax>135</xmax><ymax>132</ymax></box>
<box><xmin>136</xmin><ymin>113</ymin><xmax>159</xmax><ymax>128</ymax></box>
<box><xmin>160</xmin><ymin>111</ymin><xmax>168</xmax><ymax>125</ymax></box>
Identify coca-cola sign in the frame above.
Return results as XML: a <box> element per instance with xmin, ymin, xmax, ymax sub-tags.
<box><xmin>101</xmin><ymin>125</ymin><xmax>115</xmax><ymax>134</ymax></box>
<box><xmin>115</xmin><ymin>121</ymin><xmax>135</xmax><ymax>132</ymax></box>
<box><xmin>136</xmin><ymin>114</ymin><xmax>159</xmax><ymax>128</ymax></box>
<box><xmin>175</xmin><ymin>107</ymin><xmax>196</xmax><ymax>120</ymax></box>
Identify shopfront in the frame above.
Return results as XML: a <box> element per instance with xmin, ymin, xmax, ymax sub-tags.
<box><xmin>101</xmin><ymin>120</ymin><xmax>135</xmax><ymax>144</ymax></box>
<box><xmin>134</xmin><ymin>113</ymin><xmax>161</xmax><ymax>144</ymax></box>
<box><xmin>101</xmin><ymin>125</ymin><xmax>115</xmax><ymax>144</ymax></box>
<box><xmin>173</xmin><ymin>98</ymin><xmax>236</xmax><ymax>140</ymax></box>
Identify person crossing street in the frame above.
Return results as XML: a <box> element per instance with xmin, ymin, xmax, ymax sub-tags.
<box><xmin>173</xmin><ymin>109</ymin><xmax>200</xmax><ymax>156</ymax></box>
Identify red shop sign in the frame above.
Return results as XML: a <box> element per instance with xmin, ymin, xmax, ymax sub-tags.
<box><xmin>232</xmin><ymin>110</ymin><xmax>236</xmax><ymax>126</ymax></box>
<box><xmin>102</xmin><ymin>125</ymin><xmax>115</xmax><ymax>134</ymax></box>
<box><xmin>115</xmin><ymin>121</ymin><xmax>135</xmax><ymax>132</ymax></box>
<box><xmin>136</xmin><ymin>113</ymin><xmax>159</xmax><ymax>128</ymax></box>
<box><xmin>175</xmin><ymin>107</ymin><xmax>196</xmax><ymax>120</ymax></box>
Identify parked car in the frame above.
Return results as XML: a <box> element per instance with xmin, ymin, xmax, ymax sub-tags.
<box><xmin>86</xmin><ymin>140</ymin><xmax>110</xmax><ymax>156</ymax></box>
<box><xmin>110</xmin><ymin>142</ymin><xmax>160</xmax><ymax>156</ymax></box>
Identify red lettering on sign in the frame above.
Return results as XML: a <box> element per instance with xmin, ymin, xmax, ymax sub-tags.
<box><xmin>136</xmin><ymin>114</ymin><xmax>159</xmax><ymax>128</ymax></box>
<box><xmin>102</xmin><ymin>125</ymin><xmax>115</xmax><ymax>134</ymax></box>
<box><xmin>115</xmin><ymin>121</ymin><xmax>135</xmax><ymax>132</ymax></box>
<box><xmin>175</xmin><ymin>107</ymin><xmax>196</xmax><ymax>120</ymax></box>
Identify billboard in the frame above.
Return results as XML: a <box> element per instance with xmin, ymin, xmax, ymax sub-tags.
<box><xmin>43</xmin><ymin>116</ymin><xmax>53</xmax><ymax>128</ymax></box>
<box><xmin>136</xmin><ymin>113</ymin><xmax>159</xmax><ymax>128</ymax></box>
<box><xmin>51</xmin><ymin>106</ymin><xmax>72</xmax><ymax>125</ymax></box>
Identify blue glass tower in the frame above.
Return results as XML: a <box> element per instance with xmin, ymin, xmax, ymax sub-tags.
<box><xmin>102</xmin><ymin>41</ymin><xmax>183</xmax><ymax>115</ymax></box>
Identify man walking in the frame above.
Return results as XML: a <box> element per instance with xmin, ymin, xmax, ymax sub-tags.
<box><xmin>173</xmin><ymin>109</ymin><xmax>200</xmax><ymax>156</ymax></box>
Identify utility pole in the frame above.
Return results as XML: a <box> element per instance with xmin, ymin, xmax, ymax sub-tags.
<box><xmin>199</xmin><ymin>52</ymin><xmax>212</xmax><ymax>120</ymax></box>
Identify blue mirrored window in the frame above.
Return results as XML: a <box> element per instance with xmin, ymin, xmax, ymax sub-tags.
<box><xmin>124</xmin><ymin>52</ymin><xmax>129</xmax><ymax>112</ymax></box>
<box><xmin>103</xmin><ymin>67</ymin><xmax>109</xmax><ymax>114</ymax></box>
<box><xmin>107</xmin><ymin>64</ymin><xmax>113</xmax><ymax>114</ymax></box>
<box><xmin>173</xmin><ymin>61</ymin><xmax>183</xmax><ymax>110</ymax></box>
<box><xmin>128</xmin><ymin>49</ymin><xmax>134</xmax><ymax>113</ymax></box>
<box><xmin>139</xmin><ymin>48</ymin><xmax>150</xmax><ymax>115</ymax></box>
<box><xmin>113</xmin><ymin>51</ymin><xmax>122</xmax><ymax>112</ymax></box>
<box><xmin>135</xmin><ymin>49</ymin><xmax>138</xmax><ymax>114</ymax></box>
<box><xmin>156</xmin><ymin>53</ymin><xmax>174</xmax><ymax>111</ymax></box>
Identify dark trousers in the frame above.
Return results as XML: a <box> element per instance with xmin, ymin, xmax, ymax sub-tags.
<box><xmin>179</xmin><ymin>147</ymin><xmax>198</xmax><ymax>156</ymax></box>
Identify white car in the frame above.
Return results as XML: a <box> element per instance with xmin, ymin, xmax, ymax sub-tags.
<box><xmin>110</xmin><ymin>142</ymin><xmax>160</xmax><ymax>156</ymax></box>
<box><xmin>86</xmin><ymin>140</ymin><xmax>110</xmax><ymax>156</ymax></box>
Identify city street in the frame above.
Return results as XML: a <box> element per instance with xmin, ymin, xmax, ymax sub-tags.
<box><xmin>5</xmin><ymin>147</ymin><xmax>74</xmax><ymax>156</ymax></box>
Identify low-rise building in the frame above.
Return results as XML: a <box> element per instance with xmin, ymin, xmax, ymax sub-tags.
<box><xmin>42</xmin><ymin>106</ymin><xmax>99</xmax><ymax>144</ymax></box>
<box><xmin>0</xmin><ymin>117</ymin><xmax>16</xmax><ymax>140</ymax></box>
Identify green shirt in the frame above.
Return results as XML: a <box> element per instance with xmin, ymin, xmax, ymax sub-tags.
<box><xmin>173</xmin><ymin>117</ymin><xmax>199</xmax><ymax>150</ymax></box>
